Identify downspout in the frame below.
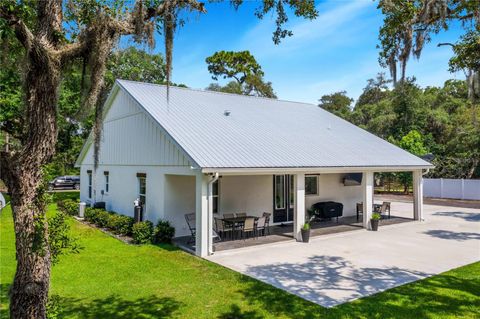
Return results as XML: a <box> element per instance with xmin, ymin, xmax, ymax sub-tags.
<box><xmin>207</xmin><ymin>172</ymin><xmax>219</xmax><ymax>255</ymax></box>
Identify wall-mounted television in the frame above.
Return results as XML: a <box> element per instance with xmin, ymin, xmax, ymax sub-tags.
<box><xmin>343</xmin><ymin>173</ymin><xmax>363</xmax><ymax>186</ymax></box>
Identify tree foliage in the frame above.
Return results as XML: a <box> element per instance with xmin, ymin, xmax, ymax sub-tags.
<box><xmin>323</xmin><ymin>76</ymin><xmax>480</xmax><ymax>179</ymax></box>
<box><xmin>0</xmin><ymin>1</ymin><xmax>319</xmax><ymax>316</ymax></box>
<box><xmin>205</xmin><ymin>50</ymin><xmax>276</xmax><ymax>98</ymax></box>
<box><xmin>318</xmin><ymin>91</ymin><xmax>353</xmax><ymax>118</ymax></box>
<box><xmin>377</xmin><ymin>0</ymin><xmax>479</xmax><ymax>87</ymax></box>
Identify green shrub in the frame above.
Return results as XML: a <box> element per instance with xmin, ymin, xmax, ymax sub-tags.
<box><xmin>84</xmin><ymin>208</ymin><xmax>105</xmax><ymax>224</ymax></box>
<box><xmin>57</xmin><ymin>199</ymin><xmax>78</xmax><ymax>216</ymax></box>
<box><xmin>116</xmin><ymin>215</ymin><xmax>135</xmax><ymax>236</ymax></box>
<box><xmin>106</xmin><ymin>213</ymin><xmax>134</xmax><ymax>235</ymax></box>
<box><xmin>84</xmin><ymin>207</ymin><xmax>96</xmax><ymax>222</ymax></box>
<box><xmin>132</xmin><ymin>221</ymin><xmax>154</xmax><ymax>244</ymax></box>
<box><xmin>153</xmin><ymin>220</ymin><xmax>175</xmax><ymax>243</ymax></box>
<box><xmin>107</xmin><ymin>213</ymin><xmax>121</xmax><ymax>232</ymax></box>
<box><xmin>95</xmin><ymin>210</ymin><xmax>111</xmax><ymax>228</ymax></box>
<box><xmin>56</xmin><ymin>199</ymin><xmax>66</xmax><ymax>211</ymax></box>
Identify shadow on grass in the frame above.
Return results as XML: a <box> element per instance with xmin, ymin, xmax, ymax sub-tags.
<box><xmin>1</xmin><ymin>287</ymin><xmax>182</xmax><ymax>319</ymax></box>
<box><xmin>0</xmin><ymin>284</ymin><xmax>11</xmax><ymax>318</ymax></box>
<box><xmin>233</xmin><ymin>259</ymin><xmax>480</xmax><ymax>319</ymax></box>
<box><xmin>217</xmin><ymin>304</ymin><xmax>264</xmax><ymax>319</ymax></box>
<box><xmin>152</xmin><ymin>242</ymin><xmax>180</xmax><ymax>252</ymax></box>
<box><xmin>56</xmin><ymin>294</ymin><xmax>182</xmax><ymax>319</ymax></box>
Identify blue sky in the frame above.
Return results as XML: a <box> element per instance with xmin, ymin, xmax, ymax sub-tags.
<box><xmin>131</xmin><ymin>0</ymin><xmax>465</xmax><ymax>104</ymax></box>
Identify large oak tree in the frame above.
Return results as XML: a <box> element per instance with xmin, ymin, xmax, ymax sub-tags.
<box><xmin>0</xmin><ymin>1</ymin><xmax>317</xmax><ymax>317</ymax></box>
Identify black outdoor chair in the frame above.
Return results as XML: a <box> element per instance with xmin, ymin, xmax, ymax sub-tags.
<box><xmin>184</xmin><ymin>213</ymin><xmax>196</xmax><ymax>244</ymax></box>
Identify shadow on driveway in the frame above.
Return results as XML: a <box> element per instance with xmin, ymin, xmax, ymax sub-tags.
<box><xmin>242</xmin><ymin>255</ymin><xmax>431</xmax><ymax>307</ymax></box>
<box><xmin>424</xmin><ymin>229</ymin><xmax>480</xmax><ymax>241</ymax></box>
<box><xmin>432</xmin><ymin>211</ymin><xmax>480</xmax><ymax>222</ymax></box>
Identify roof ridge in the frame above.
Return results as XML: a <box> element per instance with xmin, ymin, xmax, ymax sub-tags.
<box><xmin>116</xmin><ymin>79</ymin><xmax>317</xmax><ymax>107</ymax></box>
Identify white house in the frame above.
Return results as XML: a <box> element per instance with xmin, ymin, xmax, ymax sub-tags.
<box><xmin>76</xmin><ymin>79</ymin><xmax>433</xmax><ymax>257</ymax></box>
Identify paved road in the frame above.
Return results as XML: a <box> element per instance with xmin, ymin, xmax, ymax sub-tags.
<box><xmin>207</xmin><ymin>201</ymin><xmax>480</xmax><ymax>307</ymax></box>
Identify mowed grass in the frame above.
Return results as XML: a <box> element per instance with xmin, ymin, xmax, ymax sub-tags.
<box><xmin>1</xmin><ymin>192</ymin><xmax>479</xmax><ymax>318</ymax></box>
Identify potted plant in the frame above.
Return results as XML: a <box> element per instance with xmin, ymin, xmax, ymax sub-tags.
<box><xmin>370</xmin><ymin>212</ymin><xmax>381</xmax><ymax>231</ymax></box>
<box><xmin>301</xmin><ymin>223</ymin><xmax>311</xmax><ymax>243</ymax></box>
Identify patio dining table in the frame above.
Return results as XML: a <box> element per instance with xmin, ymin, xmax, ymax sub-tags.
<box><xmin>220</xmin><ymin>216</ymin><xmax>259</xmax><ymax>240</ymax></box>
<box><xmin>221</xmin><ymin>216</ymin><xmax>258</xmax><ymax>224</ymax></box>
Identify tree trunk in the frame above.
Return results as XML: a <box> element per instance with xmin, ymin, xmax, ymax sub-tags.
<box><xmin>9</xmin><ymin>186</ymin><xmax>51</xmax><ymax>319</ymax></box>
<box><xmin>4</xmin><ymin>43</ymin><xmax>60</xmax><ymax>319</ymax></box>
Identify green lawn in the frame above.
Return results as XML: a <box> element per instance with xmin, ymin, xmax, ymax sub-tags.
<box><xmin>1</xmin><ymin>193</ymin><xmax>479</xmax><ymax>318</ymax></box>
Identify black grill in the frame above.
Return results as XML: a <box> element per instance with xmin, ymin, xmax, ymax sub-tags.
<box><xmin>311</xmin><ymin>201</ymin><xmax>343</xmax><ymax>221</ymax></box>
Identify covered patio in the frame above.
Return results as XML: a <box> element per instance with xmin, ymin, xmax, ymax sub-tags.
<box><xmin>171</xmin><ymin>168</ymin><xmax>425</xmax><ymax>257</ymax></box>
<box><xmin>174</xmin><ymin>211</ymin><xmax>413</xmax><ymax>253</ymax></box>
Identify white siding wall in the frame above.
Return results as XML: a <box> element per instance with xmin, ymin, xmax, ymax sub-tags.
<box><xmin>79</xmin><ymin>89</ymin><xmax>197</xmax><ymax>229</ymax></box>
<box><xmin>219</xmin><ymin>175</ymin><xmax>273</xmax><ymax>217</ymax></box>
<box><xmin>164</xmin><ymin>175</ymin><xmax>196</xmax><ymax>237</ymax></box>
<box><xmin>305</xmin><ymin>174</ymin><xmax>362</xmax><ymax>216</ymax></box>
<box><xmin>81</xmin><ymin>89</ymin><xmax>192</xmax><ymax>167</ymax></box>
<box><xmin>80</xmin><ymin>165</ymin><xmax>196</xmax><ymax>225</ymax></box>
<box><xmin>217</xmin><ymin>173</ymin><xmax>362</xmax><ymax>221</ymax></box>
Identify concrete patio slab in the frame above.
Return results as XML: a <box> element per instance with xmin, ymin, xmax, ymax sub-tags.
<box><xmin>206</xmin><ymin>201</ymin><xmax>480</xmax><ymax>307</ymax></box>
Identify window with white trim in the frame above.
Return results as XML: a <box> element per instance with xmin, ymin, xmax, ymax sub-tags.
<box><xmin>87</xmin><ymin>170</ymin><xmax>92</xmax><ymax>199</ymax></box>
<box><xmin>305</xmin><ymin>175</ymin><xmax>318</xmax><ymax>195</ymax></box>
<box><xmin>104</xmin><ymin>171</ymin><xmax>109</xmax><ymax>193</ymax></box>
<box><xmin>212</xmin><ymin>180</ymin><xmax>219</xmax><ymax>214</ymax></box>
<box><xmin>137</xmin><ymin>173</ymin><xmax>146</xmax><ymax>210</ymax></box>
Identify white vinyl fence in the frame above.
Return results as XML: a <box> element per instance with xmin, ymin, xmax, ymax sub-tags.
<box><xmin>424</xmin><ymin>178</ymin><xmax>480</xmax><ymax>200</ymax></box>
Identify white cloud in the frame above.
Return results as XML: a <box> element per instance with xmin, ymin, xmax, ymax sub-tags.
<box><xmin>237</xmin><ymin>0</ymin><xmax>374</xmax><ymax>58</ymax></box>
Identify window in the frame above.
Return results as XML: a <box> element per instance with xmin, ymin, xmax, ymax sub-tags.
<box><xmin>289</xmin><ymin>175</ymin><xmax>295</xmax><ymax>208</ymax></box>
<box><xmin>104</xmin><ymin>171</ymin><xmax>109</xmax><ymax>193</ymax></box>
<box><xmin>137</xmin><ymin>173</ymin><xmax>146</xmax><ymax>209</ymax></box>
<box><xmin>87</xmin><ymin>170</ymin><xmax>92</xmax><ymax>198</ymax></box>
<box><xmin>305</xmin><ymin>175</ymin><xmax>318</xmax><ymax>195</ymax></box>
<box><xmin>212</xmin><ymin>180</ymin><xmax>219</xmax><ymax>214</ymax></box>
<box><xmin>274</xmin><ymin>175</ymin><xmax>285</xmax><ymax>209</ymax></box>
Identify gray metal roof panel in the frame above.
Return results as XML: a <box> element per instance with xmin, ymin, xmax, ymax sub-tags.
<box><xmin>116</xmin><ymin>79</ymin><xmax>432</xmax><ymax>169</ymax></box>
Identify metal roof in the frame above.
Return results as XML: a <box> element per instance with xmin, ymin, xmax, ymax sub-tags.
<box><xmin>116</xmin><ymin>79</ymin><xmax>433</xmax><ymax>169</ymax></box>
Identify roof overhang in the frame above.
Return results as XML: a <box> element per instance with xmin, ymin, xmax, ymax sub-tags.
<box><xmin>201</xmin><ymin>165</ymin><xmax>434</xmax><ymax>175</ymax></box>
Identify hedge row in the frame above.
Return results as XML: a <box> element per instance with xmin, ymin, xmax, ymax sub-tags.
<box><xmin>84</xmin><ymin>207</ymin><xmax>135</xmax><ymax>236</ymax></box>
<box><xmin>56</xmin><ymin>199</ymin><xmax>175</xmax><ymax>244</ymax></box>
<box><xmin>57</xmin><ymin>199</ymin><xmax>80</xmax><ymax>216</ymax></box>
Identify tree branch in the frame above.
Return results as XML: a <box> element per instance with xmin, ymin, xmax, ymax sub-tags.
<box><xmin>0</xmin><ymin>7</ymin><xmax>35</xmax><ymax>52</ymax></box>
<box><xmin>57</xmin><ymin>41</ymin><xmax>88</xmax><ymax>63</ymax></box>
<box><xmin>437</xmin><ymin>42</ymin><xmax>455</xmax><ymax>48</ymax></box>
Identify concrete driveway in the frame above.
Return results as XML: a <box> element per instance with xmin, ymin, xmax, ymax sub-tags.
<box><xmin>206</xmin><ymin>201</ymin><xmax>480</xmax><ymax>307</ymax></box>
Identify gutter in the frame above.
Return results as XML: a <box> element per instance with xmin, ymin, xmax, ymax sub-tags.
<box><xmin>202</xmin><ymin>165</ymin><xmax>435</xmax><ymax>175</ymax></box>
<box><xmin>207</xmin><ymin>172</ymin><xmax>219</xmax><ymax>255</ymax></box>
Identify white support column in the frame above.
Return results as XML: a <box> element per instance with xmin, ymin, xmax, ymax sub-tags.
<box><xmin>195</xmin><ymin>173</ymin><xmax>209</xmax><ymax>257</ymax></box>
<box><xmin>294</xmin><ymin>173</ymin><xmax>305</xmax><ymax>241</ymax></box>
<box><xmin>362</xmin><ymin>171</ymin><xmax>374</xmax><ymax>230</ymax></box>
<box><xmin>413</xmin><ymin>170</ymin><xmax>424</xmax><ymax>221</ymax></box>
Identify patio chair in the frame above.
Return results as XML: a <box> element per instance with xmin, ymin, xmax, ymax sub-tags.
<box><xmin>184</xmin><ymin>213</ymin><xmax>196</xmax><ymax>244</ymax></box>
<box><xmin>214</xmin><ymin>217</ymin><xmax>233</xmax><ymax>241</ymax></box>
<box><xmin>262</xmin><ymin>212</ymin><xmax>271</xmax><ymax>234</ymax></box>
<box><xmin>255</xmin><ymin>217</ymin><xmax>267</xmax><ymax>238</ymax></box>
<box><xmin>223</xmin><ymin>213</ymin><xmax>235</xmax><ymax>219</ymax></box>
<box><xmin>236</xmin><ymin>212</ymin><xmax>247</xmax><ymax>218</ymax></box>
<box><xmin>380</xmin><ymin>202</ymin><xmax>391</xmax><ymax>219</ymax></box>
<box><xmin>241</xmin><ymin>217</ymin><xmax>256</xmax><ymax>240</ymax></box>
<box><xmin>356</xmin><ymin>203</ymin><xmax>363</xmax><ymax>222</ymax></box>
